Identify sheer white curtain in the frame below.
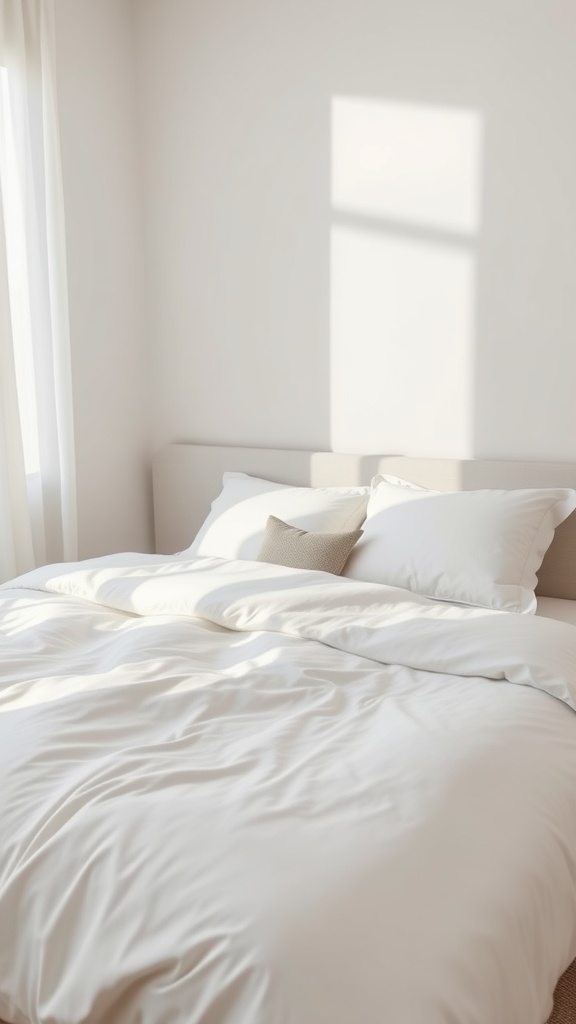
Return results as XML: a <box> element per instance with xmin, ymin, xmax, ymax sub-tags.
<box><xmin>0</xmin><ymin>0</ymin><xmax>76</xmax><ymax>582</ymax></box>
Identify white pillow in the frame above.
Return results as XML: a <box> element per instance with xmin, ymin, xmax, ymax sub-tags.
<box><xmin>184</xmin><ymin>472</ymin><xmax>370</xmax><ymax>561</ymax></box>
<box><xmin>343</xmin><ymin>475</ymin><xmax>576</xmax><ymax>613</ymax></box>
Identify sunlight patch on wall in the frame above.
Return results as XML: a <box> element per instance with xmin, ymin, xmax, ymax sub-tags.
<box><xmin>330</xmin><ymin>226</ymin><xmax>476</xmax><ymax>456</ymax></box>
<box><xmin>330</xmin><ymin>97</ymin><xmax>482</xmax><ymax>457</ymax></box>
<box><xmin>332</xmin><ymin>96</ymin><xmax>482</xmax><ymax>234</ymax></box>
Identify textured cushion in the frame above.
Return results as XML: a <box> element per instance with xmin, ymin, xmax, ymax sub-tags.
<box><xmin>344</xmin><ymin>475</ymin><xmax>576</xmax><ymax>612</ymax></box>
<box><xmin>257</xmin><ymin>516</ymin><xmax>363</xmax><ymax>574</ymax></box>
<box><xmin>184</xmin><ymin>473</ymin><xmax>369</xmax><ymax>561</ymax></box>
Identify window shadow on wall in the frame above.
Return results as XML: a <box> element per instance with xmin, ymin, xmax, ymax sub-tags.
<box><xmin>330</xmin><ymin>95</ymin><xmax>483</xmax><ymax>460</ymax></box>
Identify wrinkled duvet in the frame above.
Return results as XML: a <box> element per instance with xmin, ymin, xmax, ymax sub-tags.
<box><xmin>1</xmin><ymin>554</ymin><xmax>576</xmax><ymax>1024</ymax></box>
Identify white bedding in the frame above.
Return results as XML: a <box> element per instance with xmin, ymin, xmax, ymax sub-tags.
<box><xmin>1</xmin><ymin>554</ymin><xmax>576</xmax><ymax>1024</ymax></box>
<box><xmin>537</xmin><ymin>596</ymin><xmax>576</xmax><ymax>627</ymax></box>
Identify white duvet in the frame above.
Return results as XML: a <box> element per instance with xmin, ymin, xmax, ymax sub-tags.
<box><xmin>1</xmin><ymin>554</ymin><xmax>576</xmax><ymax>1024</ymax></box>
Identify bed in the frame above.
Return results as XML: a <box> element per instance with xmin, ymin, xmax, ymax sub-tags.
<box><xmin>1</xmin><ymin>443</ymin><xmax>576</xmax><ymax>1024</ymax></box>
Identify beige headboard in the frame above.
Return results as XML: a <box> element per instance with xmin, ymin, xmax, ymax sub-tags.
<box><xmin>152</xmin><ymin>444</ymin><xmax>576</xmax><ymax>601</ymax></box>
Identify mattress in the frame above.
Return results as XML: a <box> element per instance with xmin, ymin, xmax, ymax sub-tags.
<box><xmin>1</xmin><ymin>554</ymin><xmax>576</xmax><ymax>1024</ymax></box>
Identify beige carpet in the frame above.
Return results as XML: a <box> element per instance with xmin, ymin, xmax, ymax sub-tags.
<box><xmin>0</xmin><ymin>962</ymin><xmax>574</xmax><ymax>1023</ymax></box>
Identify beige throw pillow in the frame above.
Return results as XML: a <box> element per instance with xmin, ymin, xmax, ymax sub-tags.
<box><xmin>257</xmin><ymin>515</ymin><xmax>363</xmax><ymax>575</ymax></box>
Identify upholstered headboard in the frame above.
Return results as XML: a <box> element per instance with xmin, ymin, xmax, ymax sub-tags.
<box><xmin>152</xmin><ymin>444</ymin><xmax>576</xmax><ymax>601</ymax></box>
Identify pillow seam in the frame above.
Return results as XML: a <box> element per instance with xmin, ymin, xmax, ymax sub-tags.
<box><xmin>517</xmin><ymin>495</ymin><xmax>567</xmax><ymax>610</ymax></box>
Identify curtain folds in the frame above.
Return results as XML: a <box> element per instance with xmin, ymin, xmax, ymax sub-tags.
<box><xmin>0</xmin><ymin>0</ymin><xmax>76</xmax><ymax>582</ymax></box>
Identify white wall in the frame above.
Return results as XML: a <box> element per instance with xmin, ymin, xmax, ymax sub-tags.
<box><xmin>135</xmin><ymin>0</ymin><xmax>576</xmax><ymax>463</ymax></box>
<box><xmin>51</xmin><ymin>0</ymin><xmax>576</xmax><ymax>556</ymax></box>
<box><xmin>54</xmin><ymin>0</ymin><xmax>153</xmax><ymax>557</ymax></box>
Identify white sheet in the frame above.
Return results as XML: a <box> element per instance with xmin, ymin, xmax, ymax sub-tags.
<box><xmin>537</xmin><ymin>596</ymin><xmax>576</xmax><ymax>627</ymax></box>
<box><xmin>1</xmin><ymin>554</ymin><xmax>576</xmax><ymax>1024</ymax></box>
